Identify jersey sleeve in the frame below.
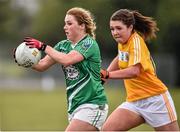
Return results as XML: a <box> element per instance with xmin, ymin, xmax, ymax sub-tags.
<box><xmin>53</xmin><ymin>40</ymin><xmax>67</xmax><ymax>51</ymax></box>
<box><xmin>74</xmin><ymin>39</ymin><xmax>95</xmax><ymax>59</ymax></box>
<box><xmin>128</xmin><ymin>35</ymin><xmax>149</xmax><ymax>71</ymax></box>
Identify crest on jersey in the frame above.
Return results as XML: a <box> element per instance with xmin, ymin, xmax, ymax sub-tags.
<box><xmin>81</xmin><ymin>42</ymin><xmax>92</xmax><ymax>51</ymax></box>
<box><xmin>63</xmin><ymin>65</ymin><xmax>79</xmax><ymax>80</ymax></box>
<box><xmin>118</xmin><ymin>50</ymin><xmax>129</xmax><ymax>62</ymax></box>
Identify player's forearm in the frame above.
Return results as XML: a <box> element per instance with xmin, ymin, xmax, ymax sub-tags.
<box><xmin>32</xmin><ymin>55</ymin><xmax>56</xmax><ymax>72</ymax></box>
<box><xmin>32</xmin><ymin>60</ymin><xmax>50</xmax><ymax>72</ymax></box>
<box><xmin>109</xmin><ymin>65</ymin><xmax>141</xmax><ymax>79</ymax></box>
<box><xmin>32</xmin><ymin>65</ymin><xmax>44</xmax><ymax>72</ymax></box>
<box><xmin>44</xmin><ymin>45</ymin><xmax>72</xmax><ymax>66</ymax></box>
<box><xmin>107</xmin><ymin>55</ymin><xmax>119</xmax><ymax>71</ymax></box>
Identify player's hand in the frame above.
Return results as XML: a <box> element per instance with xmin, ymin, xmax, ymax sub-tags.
<box><xmin>100</xmin><ymin>69</ymin><xmax>109</xmax><ymax>85</ymax></box>
<box><xmin>24</xmin><ymin>37</ymin><xmax>47</xmax><ymax>51</ymax></box>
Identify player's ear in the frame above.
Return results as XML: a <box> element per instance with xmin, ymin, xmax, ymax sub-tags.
<box><xmin>129</xmin><ymin>25</ymin><xmax>133</xmax><ymax>31</ymax></box>
<box><xmin>80</xmin><ymin>23</ymin><xmax>85</xmax><ymax>30</ymax></box>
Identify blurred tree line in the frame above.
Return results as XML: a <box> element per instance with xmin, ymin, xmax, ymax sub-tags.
<box><xmin>0</xmin><ymin>0</ymin><xmax>180</xmax><ymax>85</ymax></box>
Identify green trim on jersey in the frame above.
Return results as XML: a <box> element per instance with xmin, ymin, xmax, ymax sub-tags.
<box><xmin>54</xmin><ymin>35</ymin><xmax>108</xmax><ymax>114</ymax></box>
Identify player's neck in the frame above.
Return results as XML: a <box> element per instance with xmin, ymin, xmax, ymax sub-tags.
<box><xmin>72</xmin><ymin>33</ymin><xmax>87</xmax><ymax>44</ymax></box>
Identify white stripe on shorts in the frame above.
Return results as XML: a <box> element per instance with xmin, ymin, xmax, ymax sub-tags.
<box><xmin>162</xmin><ymin>92</ymin><xmax>177</xmax><ymax>122</ymax></box>
<box><xmin>68</xmin><ymin>103</ymin><xmax>108</xmax><ymax>130</ymax></box>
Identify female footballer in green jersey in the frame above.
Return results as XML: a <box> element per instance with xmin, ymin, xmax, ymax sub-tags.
<box><xmin>22</xmin><ymin>7</ymin><xmax>108</xmax><ymax>131</ymax></box>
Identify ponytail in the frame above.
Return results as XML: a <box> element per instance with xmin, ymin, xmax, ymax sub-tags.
<box><xmin>132</xmin><ymin>10</ymin><xmax>159</xmax><ymax>40</ymax></box>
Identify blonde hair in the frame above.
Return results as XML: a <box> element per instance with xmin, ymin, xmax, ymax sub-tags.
<box><xmin>111</xmin><ymin>9</ymin><xmax>159</xmax><ymax>41</ymax></box>
<box><xmin>67</xmin><ymin>7</ymin><xmax>96</xmax><ymax>39</ymax></box>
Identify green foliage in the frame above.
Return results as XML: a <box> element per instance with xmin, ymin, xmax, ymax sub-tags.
<box><xmin>0</xmin><ymin>0</ymin><xmax>29</xmax><ymax>41</ymax></box>
<box><xmin>34</xmin><ymin>0</ymin><xmax>179</xmax><ymax>57</ymax></box>
<box><xmin>156</xmin><ymin>0</ymin><xmax>180</xmax><ymax>52</ymax></box>
<box><xmin>31</xmin><ymin>0</ymin><xmax>66</xmax><ymax>44</ymax></box>
<box><xmin>1</xmin><ymin>0</ymin><xmax>180</xmax><ymax>55</ymax></box>
<box><xmin>0</xmin><ymin>88</ymin><xmax>179</xmax><ymax>131</ymax></box>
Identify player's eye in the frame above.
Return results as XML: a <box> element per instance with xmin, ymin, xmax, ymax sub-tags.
<box><xmin>116</xmin><ymin>27</ymin><xmax>122</xmax><ymax>30</ymax></box>
<box><xmin>110</xmin><ymin>27</ymin><xmax>114</xmax><ymax>31</ymax></box>
<box><xmin>65</xmin><ymin>21</ymin><xmax>72</xmax><ymax>26</ymax></box>
<box><xmin>67</xmin><ymin>22</ymin><xmax>72</xmax><ymax>26</ymax></box>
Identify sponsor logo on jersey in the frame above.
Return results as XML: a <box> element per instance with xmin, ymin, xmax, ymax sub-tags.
<box><xmin>63</xmin><ymin>65</ymin><xmax>79</xmax><ymax>80</ymax></box>
<box><xmin>81</xmin><ymin>42</ymin><xmax>92</xmax><ymax>50</ymax></box>
<box><xmin>59</xmin><ymin>47</ymin><xmax>68</xmax><ymax>53</ymax></box>
<box><xmin>118</xmin><ymin>50</ymin><xmax>129</xmax><ymax>62</ymax></box>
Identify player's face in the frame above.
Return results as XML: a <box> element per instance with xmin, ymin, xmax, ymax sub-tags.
<box><xmin>110</xmin><ymin>20</ymin><xmax>133</xmax><ymax>44</ymax></box>
<box><xmin>64</xmin><ymin>14</ymin><xmax>84</xmax><ymax>43</ymax></box>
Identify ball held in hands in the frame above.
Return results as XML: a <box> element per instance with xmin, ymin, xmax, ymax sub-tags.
<box><xmin>14</xmin><ymin>42</ymin><xmax>41</xmax><ymax>68</ymax></box>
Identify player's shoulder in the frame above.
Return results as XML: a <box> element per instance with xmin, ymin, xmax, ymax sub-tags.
<box><xmin>131</xmin><ymin>32</ymin><xmax>144</xmax><ymax>41</ymax></box>
<box><xmin>80</xmin><ymin>36</ymin><xmax>97</xmax><ymax>50</ymax></box>
<box><xmin>54</xmin><ymin>39</ymin><xmax>70</xmax><ymax>47</ymax></box>
<box><xmin>85</xmin><ymin>35</ymin><xmax>96</xmax><ymax>42</ymax></box>
<box><xmin>82</xmin><ymin>35</ymin><xmax>98</xmax><ymax>46</ymax></box>
<box><xmin>57</xmin><ymin>39</ymin><xmax>71</xmax><ymax>45</ymax></box>
<box><xmin>54</xmin><ymin>39</ymin><xmax>71</xmax><ymax>51</ymax></box>
<box><xmin>128</xmin><ymin>32</ymin><xmax>146</xmax><ymax>46</ymax></box>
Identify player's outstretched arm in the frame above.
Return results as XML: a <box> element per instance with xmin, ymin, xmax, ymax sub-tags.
<box><xmin>24</xmin><ymin>37</ymin><xmax>84</xmax><ymax>67</ymax></box>
<box><xmin>45</xmin><ymin>45</ymin><xmax>84</xmax><ymax>67</ymax></box>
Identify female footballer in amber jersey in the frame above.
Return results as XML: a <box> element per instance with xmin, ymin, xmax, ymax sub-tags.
<box><xmin>101</xmin><ymin>9</ymin><xmax>179</xmax><ymax>131</ymax></box>
<box><xmin>118</xmin><ymin>32</ymin><xmax>167</xmax><ymax>101</ymax></box>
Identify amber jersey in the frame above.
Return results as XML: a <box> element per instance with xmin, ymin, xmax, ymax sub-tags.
<box><xmin>118</xmin><ymin>32</ymin><xmax>167</xmax><ymax>102</ymax></box>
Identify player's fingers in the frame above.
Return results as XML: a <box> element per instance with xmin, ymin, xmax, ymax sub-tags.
<box><xmin>26</xmin><ymin>45</ymin><xmax>35</xmax><ymax>48</ymax></box>
<box><xmin>25</xmin><ymin>43</ymin><xmax>34</xmax><ymax>48</ymax></box>
<box><xmin>101</xmin><ymin>71</ymin><xmax>106</xmax><ymax>78</ymax></box>
<box><xmin>24</xmin><ymin>37</ymin><xmax>34</xmax><ymax>42</ymax></box>
<box><xmin>100</xmin><ymin>72</ymin><xmax>104</xmax><ymax>78</ymax></box>
<box><xmin>24</xmin><ymin>37</ymin><xmax>32</xmax><ymax>40</ymax></box>
<box><xmin>24</xmin><ymin>39</ymin><xmax>32</xmax><ymax>43</ymax></box>
<box><xmin>28</xmin><ymin>42</ymin><xmax>35</xmax><ymax>44</ymax></box>
<box><xmin>28</xmin><ymin>45</ymin><xmax>36</xmax><ymax>48</ymax></box>
<box><xmin>25</xmin><ymin>42</ymin><xmax>35</xmax><ymax>45</ymax></box>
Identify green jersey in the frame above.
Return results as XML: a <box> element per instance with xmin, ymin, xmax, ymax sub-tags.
<box><xmin>54</xmin><ymin>35</ymin><xmax>108</xmax><ymax>114</ymax></box>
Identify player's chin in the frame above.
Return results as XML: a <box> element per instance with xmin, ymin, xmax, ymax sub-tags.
<box><xmin>66</xmin><ymin>35</ymin><xmax>70</xmax><ymax>40</ymax></box>
<box><xmin>66</xmin><ymin>36</ymin><xmax>73</xmax><ymax>42</ymax></box>
<box><xmin>115</xmin><ymin>38</ymin><xmax>123</xmax><ymax>43</ymax></box>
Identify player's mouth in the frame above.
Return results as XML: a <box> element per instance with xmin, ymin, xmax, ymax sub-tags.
<box><xmin>114</xmin><ymin>36</ymin><xmax>123</xmax><ymax>43</ymax></box>
<box><xmin>114</xmin><ymin>36</ymin><xmax>121</xmax><ymax>39</ymax></box>
<box><xmin>65</xmin><ymin>32</ymin><xmax>69</xmax><ymax>36</ymax></box>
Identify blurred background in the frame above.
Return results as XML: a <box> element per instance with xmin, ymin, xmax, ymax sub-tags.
<box><xmin>0</xmin><ymin>0</ymin><xmax>180</xmax><ymax>131</ymax></box>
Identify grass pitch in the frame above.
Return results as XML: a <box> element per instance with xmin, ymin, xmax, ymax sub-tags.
<box><xmin>0</xmin><ymin>87</ymin><xmax>179</xmax><ymax>131</ymax></box>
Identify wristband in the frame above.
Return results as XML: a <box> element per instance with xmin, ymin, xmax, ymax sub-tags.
<box><xmin>105</xmin><ymin>70</ymin><xmax>109</xmax><ymax>79</ymax></box>
<box><xmin>41</xmin><ymin>44</ymin><xmax>47</xmax><ymax>51</ymax></box>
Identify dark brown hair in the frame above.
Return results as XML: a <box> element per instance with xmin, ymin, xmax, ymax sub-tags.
<box><xmin>111</xmin><ymin>9</ymin><xmax>159</xmax><ymax>40</ymax></box>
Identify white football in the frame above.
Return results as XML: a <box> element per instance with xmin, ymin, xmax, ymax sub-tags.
<box><xmin>15</xmin><ymin>42</ymin><xmax>41</xmax><ymax>68</ymax></box>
